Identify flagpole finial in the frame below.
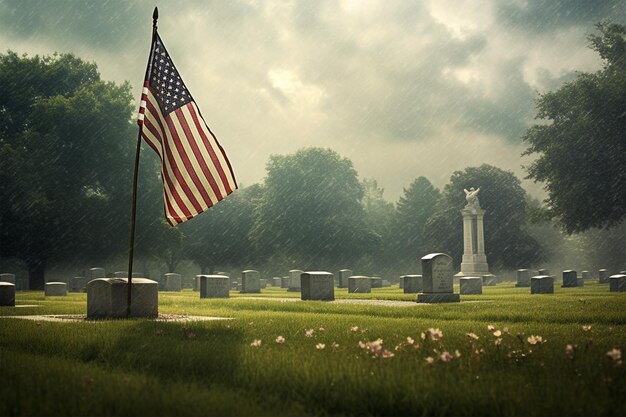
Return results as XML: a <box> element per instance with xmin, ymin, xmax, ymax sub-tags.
<box><xmin>152</xmin><ymin>7</ymin><xmax>159</xmax><ymax>29</ymax></box>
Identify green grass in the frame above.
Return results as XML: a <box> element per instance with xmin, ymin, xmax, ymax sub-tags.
<box><xmin>1</xmin><ymin>283</ymin><xmax>625</xmax><ymax>416</ymax></box>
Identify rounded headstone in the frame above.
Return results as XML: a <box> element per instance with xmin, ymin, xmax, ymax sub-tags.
<box><xmin>0</xmin><ymin>282</ymin><xmax>16</xmax><ymax>306</ymax></box>
<box><xmin>0</xmin><ymin>273</ymin><xmax>16</xmax><ymax>284</ymax></box>
<box><xmin>45</xmin><ymin>282</ymin><xmax>67</xmax><ymax>297</ymax></box>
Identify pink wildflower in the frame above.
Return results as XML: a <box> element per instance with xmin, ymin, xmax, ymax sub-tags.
<box><xmin>582</xmin><ymin>325</ymin><xmax>592</xmax><ymax>333</ymax></box>
<box><xmin>493</xmin><ymin>330</ymin><xmax>502</xmax><ymax>337</ymax></box>
<box><xmin>607</xmin><ymin>348</ymin><xmax>622</xmax><ymax>366</ymax></box>
<box><xmin>350</xmin><ymin>326</ymin><xmax>359</xmax><ymax>332</ymax></box>
<box><xmin>454</xmin><ymin>349</ymin><xmax>461</xmax><ymax>358</ymax></box>
<box><xmin>406</xmin><ymin>336</ymin><xmax>415</xmax><ymax>345</ymax></box>
<box><xmin>275</xmin><ymin>336</ymin><xmax>285</xmax><ymax>344</ymax></box>
<box><xmin>331</xmin><ymin>342</ymin><xmax>340</xmax><ymax>349</ymax></box>
<box><xmin>427</xmin><ymin>328</ymin><xmax>443</xmax><ymax>341</ymax></box>
<box><xmin>250</xmin><ymin>339</ymin><xmax>262</xmax><ymax>348</ymax></box>
<box><xmin>527</xmin><ymin>335</ymin><xmax>545</xmax><ymax>345</ymax></box>
<box><xmin>487</xmin><ymin>325</ymin><xmax>496</xmax><ymax>331</ymax></box>
<box><xmin>495</xmin><ymin>338</ymin><xmax>502</xmax><ymax>346</ymax></box>
<box><xmin>316</xmin><ymin>343</ymin><xmax>326</xmax><ymax>350</ymax></box>
<box><xmin>467</xmin><ymin>332</ymin><xmax>479</xmax><ymax>340</ymax></box>
<box><xmin>425</xmin><ymin>356</ymin><xmax>435</xmax><ymax>364</ymax></box>
<box><xmin>565</xmin><ymin>344</ymin><xmax>576</xmax><ymax>360</ymax></box>
<box><xmin>305</xmin><ymin>329</ymin><xmax>315</xmax><ymax>337</ymax></box>
<box><xmin>440</xmin><ymin>351</ymin><xmax>454</xmax><ymax>362</ymax></box>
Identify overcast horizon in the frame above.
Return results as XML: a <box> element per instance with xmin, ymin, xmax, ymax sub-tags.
<box><xmin>1</xmin><ymin>0</ymin><xmax>624</xmax><ymax>202</ymax></box>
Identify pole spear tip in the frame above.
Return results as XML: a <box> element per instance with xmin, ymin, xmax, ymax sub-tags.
<box><xmin>153</xmin><ymin>7</ymin><xmax>159</xmax><ymax>25</ymax></box>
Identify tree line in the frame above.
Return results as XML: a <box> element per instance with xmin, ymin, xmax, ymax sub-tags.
<box><xmin>1</xmin><ymin>23</ymin><xmax>624</xmax><ymax>288</ymax></box>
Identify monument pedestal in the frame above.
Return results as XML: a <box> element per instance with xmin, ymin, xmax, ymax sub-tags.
<box><xmin>457</xmin><ymin>207</ymin><xmax>490</xmax><ymax>277</ymax></box>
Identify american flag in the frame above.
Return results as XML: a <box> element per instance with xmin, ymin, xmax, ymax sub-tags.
<box><xmin>138</xmin><ymin>32</ymin><xmax>237</xmax><ymax>226</ymax></box>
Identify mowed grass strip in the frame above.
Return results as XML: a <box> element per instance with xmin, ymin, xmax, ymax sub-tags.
<box><xmin>1</xmin><ymin>286</ymin><xmax>625</xmax><ymax>416</ymax></box>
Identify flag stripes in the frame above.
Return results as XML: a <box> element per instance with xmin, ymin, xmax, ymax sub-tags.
<box><xmin>139</xmin><ymin>87</ymin><xmax>237</xmax><ymax>225</ymax></box>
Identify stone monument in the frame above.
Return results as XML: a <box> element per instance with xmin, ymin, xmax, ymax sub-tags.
<box><xmin>609</xmin><ymin>274</ymin><xmax>626</xmax><ymax>292</ymax></box>
<box><xmin>287</xmin><ymin>269</ymin><xmax>303</xmax><ymax>292</ymax></box>
<box><xmin>87</xmin><ymin>278</ymin><xmax>158</xmax><ymax>319</ymax></box>
<box><xmin>417</xmin><ymin>253</ymin><xmax>460</xmax><ymax>303</ymax></box>
<box><xmin>598</xmin><ymin>269</ymin><xmax>609</xmax><ymax>284</ymax></box>
<box><xmin>348</xmin><ymin>276</ymin><xmax>371</xmax><ymax>293</ymax></box>
<box><xmin>530</xmin><ymin>275</ymin><xmax>554</xmax><ymax>294</ymax></box>
<box><xmin>199</xmin><ymin>275</ymin><xmax>230</xmax><ymax>298</ymax></box>
<box><xmin>338</xmin><ymin>269</ymin><xmax>352</xmax><ymax>288</ymax></box>
<box><xmin>457</xmin><ymin>187</ymin><xmax>490</xmax><ymax>277</ymax></box>
<box><xmin>163</xmin><ymin>273</ymin><xmax>182</xmax><ymax>292</ymax></box>
<box><xmin>0</xmin><ymin>282</ymin><xmax>16</xmax><ymax>306</ymax></box>
<box><xmin>561</xmin><ymin>270</ymin><xmax>577</xmax><ymax>288</ymax></box>
<box><xmin>301</xmin><ymin>271</ymin><xmax>335</xmax><ymax>301</ymax></box>
<box><xmin>241</xmin><ymin>270</ymin><xmax>261</xmax><ymax>293</ymax></box>
<box><xmin>460</xmin><ymin>277</ymin><xmax>482</xmax><ymax>295</ymax></box>
<box><xmin>45</xmin><ymin>282</ymin><xmax>67</xmax><ymax>296</ymax></box>
<box><xmin>402</xmin><ymin>275</ymin><xmax>423</xmax><ymax>294</ymax></box>
<box><xmin>515</xmin><ymin>269</ymin><xmax>531</xmax><ymax>287</ymax></box>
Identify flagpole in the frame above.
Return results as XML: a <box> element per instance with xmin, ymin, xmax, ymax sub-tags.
<box><xmin>127</xmin><ymin>6</ymin><xmax>159</xmax><ymax>317</ymax></box>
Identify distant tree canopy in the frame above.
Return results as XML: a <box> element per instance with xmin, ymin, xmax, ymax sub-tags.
<box><xmin>251</xmin><ymin>148</ymin><xmax>379</xmax><ymax>269</ymax></box>
<box><xmin>424</xmin><ymin>164</ymin><xmax>545</xmax><ymax>270</ymax></box>
<box><xmin>523</xmin><ymin>22</ymin><xmax>626</xmax><ymax>234</ymax></box>
<box><xmin>391</xmin><ymin>177</ymin><xmax>440</xmax><ymax>271</ymax></box>
<box><xmin>0</xmin><ymin>51</ymin><xmax>163</xmax><ymax>288</ymax></box>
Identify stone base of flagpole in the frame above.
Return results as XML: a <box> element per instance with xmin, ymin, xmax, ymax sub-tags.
<box><xmin>87</xmin><ymin>278</ymin><xmax>158</xmax><ymax>319</ymax></box>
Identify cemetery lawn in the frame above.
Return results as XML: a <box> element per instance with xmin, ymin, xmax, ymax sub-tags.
<box><xmin>1</xmin><ymin>283</ymin><xmax>625</xmax><ymax>417</ymax></box>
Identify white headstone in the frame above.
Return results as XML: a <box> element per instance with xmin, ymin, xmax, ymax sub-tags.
<box><xmin>581</xmin><ymin>271</ymin><xmax>591</xmax><ymax>281</ymax></box>
<box><xmin>515</xmin><ymin>269</ymin><xmax>531</xmax><ymax>287</ymax></box>
<box><xmin>370</xmin><ymin>277</ymin><xmax>383</xmax><ymax>288</ymax></box>
<box><xmin>199</xmin><ymin>275</ymin><xmax>230</xmax><ymax>298</ymax></box>
<box><xmin>241</xmin><ymin>270</ymin><xmax>261</xmax><ymax>293</ymax></box>
<box><xmin>272</xmin><ymin>277</ymin><xmax>282</xmax><ymax>287</ymax></box>
<box><xmin>482</xmin><ymin>274</ymin><xmax>497</xmax><ymax>286</ymax></box>
<box><xmin>280</xmin><ymin>276</ymin><xmax>289</xmax><ymax>288</ymax></box>
<box><xmin>0</xmin><ymin>282</ymin><xmax>16</xmax><ymax>306</ymax></box>
<box><xmin>402</xmin><ymin>275</ymin><xmax>423</xmax><ymax>294</ymax></box>
<box><xmin>45</xmin><ymin>282</ymin><xmax>67</xmax><ymax>296</ymax></box>
<box><xmin>70</xmin><ymin>276</ymin><xmax>88</xmax><ymax>292</ymax></box>
<box><xmin>348</xmin><ymin>276</ymin><xmax>371</xmax><ymax>293</ymax></box>
<box><xmin>301</xmin><ymin>271</ymin><xmax>335</xmax><ymax>301</ymax></box>
<box><xmin>460</xmin><ymin>277</ymin><xmax>482</xmax><ymax>295</ymax></box>
<box><xmin>87</xmin><ymin>278</ymin><xmax>158</xmax><ymax>318</ymax></box>
<box><xmin>598</xmin><ymin>269</ymin><xmax>609</xmax><ymax>284</ymax></box>
<box><xmin>287</xmin><ymin>269</ymin><xmax>303</xmax><ymax>292</ymax></box>
<box><xmin>531</xmin><ymin>275</ymin><xmax>554</xmax><ymax>294</ymax></box>
<box><xmin>164</xmin><ymin>273</ymin><xmax>182</xmax><ymax>292</ymax></box>
<box><xmin>561</xmin><ymin>270</ymin><xmax>577</xmax><ymax>288</ymax></box>
<box><xmin>418</xmin><ymin>253</ymin><xmax>460</xmax><ymax>303</ymax></box>
<box><xmin>338</xmin><ymin>269</ymin><xmax>352</xmax><ymax>288</ymax></box>
<box><xmin>609</xmin><ymin>275</ymin><xmax>626</xmax><ymax>292</ymax></box>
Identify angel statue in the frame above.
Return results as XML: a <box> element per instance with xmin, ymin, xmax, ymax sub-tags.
<box><xmin>464</xmin><ymin>187</ymin><xmax>480</xmax><ymax>210</ymax></box>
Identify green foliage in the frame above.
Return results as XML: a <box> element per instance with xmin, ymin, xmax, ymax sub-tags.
<box><xmin>1</xmin><ymin>286</ymin><xmax>625</xmax><ymax>417</ymax></box>
<box><xmin>424</xmin><ymin>164</ymin><xmax>545</xmax><ymax>269</ymax></box>
<box><xmin>0</xmin><ymin>51</ymin><xmax>164</xmax><ymax>288</ymax></box>
<box><xmin>182</xmin><ymin>184</ymin><xmax>262</xmax><ymax>273</ymax></box>
<box><xmin>523</xmin><ymin>22</ymin><xmax>626</xmax><ymax>233</ymax></box>
<box><xmin>391</xmin><ymin>177</ymin><xmax>440</xmax><ymax>271</ymax></box>
<box><xmin>251</xmin><ymin>148</ymin><xmax>378</xmax><ymax>269</ymax></box>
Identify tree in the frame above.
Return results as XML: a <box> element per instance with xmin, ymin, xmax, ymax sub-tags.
<box><xmin>523</xmin><ymin>22</ymin><xmax>626</xmax><ymax>233</ymax></box>
<box><xmin>424</xmin><ymin>164</ymin><xmax>545</xmax><ymax>270</ymax></box>
<box><xmin>360</xmin><ymin>179</ymin><xmax>395</xmax><ymax>272</ymax></box>
<box><xmin>251</xmin><ymin>148</ymin><xmax>378</xmax><ymax>269</ymax></box>
<box><xmin>391</xmin><ymin>177</ymin><xmax>440</xmax><ymax>271</ymax></box>
<box><xmin>0</xmin><ymin>51</ymin><xmax>147</xmax><ymax>288</ymax></box>
<box><xmin>183</xmin><ymin>184</ymin><xmax>261</xmax><ymax>274</ymax></box>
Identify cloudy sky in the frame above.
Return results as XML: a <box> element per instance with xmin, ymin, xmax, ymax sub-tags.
<box><xmin>1</xmin><ymin>0</ymin><xmax>623</xmax><ymax>201</ymax></box>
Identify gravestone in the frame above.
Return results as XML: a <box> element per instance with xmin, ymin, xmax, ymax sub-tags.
<box><xmin>482</xmin><ymin>274</ymin><xmax>497</xmax><ymax>286</ymax></box>
<box><xmin>113</xmin><ymin>271</ymin><xmax>142</xmax><ymax>278</ymax></box>
<box><xmin>609</xmin><ymin>274</ymin><xmax>626</xmax><ymax>292</ymax></box>
<box><xmin>399</xmin><ymin>276</ymin><xmax>405</xmax><ymax>289</ymax></box>
<box><xmin>382</xmin><ymin>280</ymin><xmax>391</xmax><ymax>287</ymax></box>
<box><xmin>370</xmin><ymin>277</ymin><xmax>383</xmax><ymax>288</ymax></box>
<box><xmin>260</xmin><ymin>279</ymin><xmax>267</xmax><ymax>289</ymax></box>
<box><xmin>199</xmin><ymin>275</ymin><xmax>230</xmax><ymax>298</ymax></box>
<box><xmin>45</xmin><ymin>282</ymin><xmax>67</xmax><ymax>296</ymax></box>
<box><xmin>531</xmin><ymin>275</ymin><xmax>554</xmax><ymax>294</ymax></box>
<box><xmin>417</xmin><ymin>253</ymin><xmax>460</xmax><ymax>303</ymax></box>
<box><xmin>272</xmin><ymin>277</ymin><xmax>282</xmax><ymax>287</ymax></box>
<box><xmin>515</xmin><ymin>269</ymin><xmax>531</xmax><ymax>287</ymax></box>
<box><xmin>88</xmin><ymin>268</ymin><xmax>106</xmax><ymax>280</ymax></box>
<box><xmin>402</xmin><ymin>275</ymin><xmax>423</xmax><ymax>294</ymax></box>
<box><xmin>70</xmin><ymin>276</ymin><xmax>88</xmax><ymax>292</ymax></box>
<box><xmin>577</xmin><ymin>277</ymin><xmax>584</xmax><ymax>287</ymax></box>
<box><xmin>87</xmin><ymin>278</ymin><xmax>158</xmax><ymax>319</ymax></box>
<box><xmin>561</xmin><ymin>270</ymin><xmax>577</xmax><ymax>288</ymax></box>
<box><xmin>0</xmin><ymin>282</ymin><xmax>16</xmax><ymax>306</ymax></box>
<box><xmin>301</xmin><ymin>272</ymin><xmax>335</xmax><ymax>301</ymax></box>
<box><xmin>460</xmin><ymin>277</ymin><xmax>482</xmax><ymax>295</ymax></box>
<box><xmin>287</xmin><ymin>270</ymin><xmax>303</xmax><ymax>292</ymax></box>
<box><xmin>338</xmin><ymin>269</ymin><xmax>352</xmax><ymax>288</ymax></box>
<box><xmin>0</xmin><ymin>273</ymin><xmax>16</xmax><ymax>284</ymax></box>
<box><xmin>581</xmin><ymin>271</ymin><xmax>591</xmax><ymax>281</ymax></box>
<box><xmin>193</xmin><ymin>276</ymin><xmax>200</xmax><ymax>291</ymax></box>
<box><xmin>241</xmin><ymin>270</ymin><xmax>261</xmax><ymax>293</ymax></box>
<box><xmin>538</xmin><ymin>268</ymin><xmax>549</xmax><ymax>276</ymax></box>
<box><xmin>280</xmin><ymin>276</ymin><xmax>289</xmax><ymax>288</ymax></box>
<box><xmin>348</xmin><ymin>276</ymin><xmax>371</xmax><ymax>293</ymax></box>
<box><xmin>164</xmin><ymin>273</ymin><xmax>182</xmax><ymax>292</ymax></box>
<box><xmin>598</xmin><ymin>269</ymin><xmax>609</xmax><ymax>284</ymax></box>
